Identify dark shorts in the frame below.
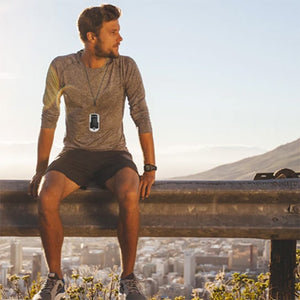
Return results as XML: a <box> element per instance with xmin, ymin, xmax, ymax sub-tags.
<box><xmin>46</xmin><ymin>149</ymin><xmax>138</xmax><ymax>188</ymax></box>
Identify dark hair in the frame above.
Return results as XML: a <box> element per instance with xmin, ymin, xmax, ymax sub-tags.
<box><xmin>78</xmin><ymin>4</ymin><xmax>121</xmax><ymax>42</ymax></box>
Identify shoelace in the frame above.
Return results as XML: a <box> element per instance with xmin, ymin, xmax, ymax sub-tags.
<box><xmin>121</xmin><ymin>277</ymin><xmax>142</xmax><ymax>294</ymax></box>
<box><xmin>39</xmin><ymin>278</ymin><xmax>58</xmax><ymax>296</ymax></box>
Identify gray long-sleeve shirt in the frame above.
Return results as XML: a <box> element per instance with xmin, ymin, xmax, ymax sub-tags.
<box><xmin>41</xmin><ymin>50</ymin><xmax>152</xmax><ymax>152</ymax></box>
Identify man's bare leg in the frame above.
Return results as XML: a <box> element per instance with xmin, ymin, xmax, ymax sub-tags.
<box><xmin>106</xmin><ymin>167</ymin><xmax>140</xmax><ymax>279</ymax></box>
<box><xmin>38</xmin><ymin>171</ymin><xmax>79</xmax><ymax>278</ymax></box>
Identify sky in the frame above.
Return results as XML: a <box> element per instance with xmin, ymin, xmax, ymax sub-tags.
<box><xmin>0</xmin><ymin>0</ymin><xmax>299</xmax><ymax>179</ymax></box>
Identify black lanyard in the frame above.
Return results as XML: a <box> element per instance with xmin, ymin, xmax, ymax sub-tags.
<box><xmin>83</xmin><ymin>62</ymin><xmax>109</xmax><ymax>107</ymax></box>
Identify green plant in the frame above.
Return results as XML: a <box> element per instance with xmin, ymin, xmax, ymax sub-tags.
<box><xmin>66</xmin><ymin>271</ymin><xmax>119</xmax><ymax>300</ymax></box>
<box><xmin>8</xmin><ymin>275</ymin><xmax>22</xmax><ymax>299</ymax></box>
<box><xmin>205</xmin><ymin>271</ymin><xmax>269</xmax><ymax>300</ymax></box>
<box><xmin>0</xmin><ymin>283</ymin><xmax>8</xmax><ymax>300</ymax></box>
<box><xmin>191</xmin><ymin>289</ymin><xmax>204</xmax><ymax>300</ymax></box>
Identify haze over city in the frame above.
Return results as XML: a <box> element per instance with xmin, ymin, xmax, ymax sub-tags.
<box><xmin>1</xmin><ymin>0</ymin><xmax>299</xmax><ymax>179</ymax></box>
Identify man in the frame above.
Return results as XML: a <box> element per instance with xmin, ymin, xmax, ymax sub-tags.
<box><xmin>29</xmin><ymin>4</ymin><xmax>156</xmax><ymax>300</ymax></box>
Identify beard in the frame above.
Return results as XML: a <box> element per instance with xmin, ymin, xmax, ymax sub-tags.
<box><xmin>94</xmin><ymin>42</ymin><xmax>119</xmax><ymax>59</ymax></box>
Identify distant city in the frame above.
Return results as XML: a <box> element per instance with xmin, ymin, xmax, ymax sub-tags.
<box><xmin>1</xmin><ymin>237</ymin><xmax>295</xmax><ymax>299</ymax></box>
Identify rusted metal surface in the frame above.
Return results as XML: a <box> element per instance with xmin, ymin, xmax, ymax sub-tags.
<box><xmin>0</xmin><ymin>179</ymin><xmax>299</xmax><ymax>238</ymax></box>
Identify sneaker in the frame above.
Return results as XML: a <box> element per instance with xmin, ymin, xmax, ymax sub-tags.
<box><xmin>33</xmin><ymin>273</ymin><xmax>65</xmax><ymax>300</ymax></box>
<box><xmin>119</xmin><ymin>273</ymin><xmax>146</xmax><ymax>300</ymax></box>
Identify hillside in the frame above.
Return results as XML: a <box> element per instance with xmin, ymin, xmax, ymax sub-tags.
<box><xmin>176</xmin><ymin>138</ymin><xmax>300</xmax><ymax>180</ymax></box>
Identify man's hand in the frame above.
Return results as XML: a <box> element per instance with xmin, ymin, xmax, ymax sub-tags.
<box><xmin>139</xmin><ymin>171</ymin><xmax>155</xmax><ymax>200</ymax></box>
<box><xmin>28</xmin><ymin>171</ymin><xmax>44</xmax><ymax>198</ymax></box>
<box><xmin>29</xmin><ymin>128</ymin><xmax>55</xmax><ymax>197</ymax></box>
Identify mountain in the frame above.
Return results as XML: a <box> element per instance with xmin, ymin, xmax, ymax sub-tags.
<box><xmin>175</xmin><ymin>138</ymin><xmax>300</xmax><ymax>180</ymax></box>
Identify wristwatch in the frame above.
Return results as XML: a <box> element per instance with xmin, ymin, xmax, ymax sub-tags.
<box><xmin>144</xmin><ymin>164</ymin><xmax>157</xmax><ymax>172</ymax></box>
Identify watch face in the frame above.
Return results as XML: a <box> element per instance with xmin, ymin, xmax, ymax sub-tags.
<box><xmin>144</xmin><ymin>164</ymin><xmax>157</xmax><ymax>172</ymax></box>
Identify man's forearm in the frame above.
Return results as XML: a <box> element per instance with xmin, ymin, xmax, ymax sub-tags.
<box><xmin>139</xmin><ymin>132</ymin><xmax>155</xmax><ymax>165</ymax></box>
<box><xmin>36</xmin><ymin>128</ymin><xmax>55</xmax><ymax>173</ymax></box>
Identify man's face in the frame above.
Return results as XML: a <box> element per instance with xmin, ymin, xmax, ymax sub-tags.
<box><xmin>94</xmin><ymin>20</ymin><xmax>122</xmax><ymax>58</ymax></box>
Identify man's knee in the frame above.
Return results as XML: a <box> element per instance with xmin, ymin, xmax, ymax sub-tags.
<box><xmin>117</xmin><ymin>186</ymin><xmax>139</xmax><ymax>210</ymax></box>
<box><xmin>38</xmin><ymin>170</ymin><xmax>78</xmax><ymax>215</ymax></box>
<box><xmin>38</xmin><ymin>179</ymin><xmax>63</xmax><ymax>219</ymax></box>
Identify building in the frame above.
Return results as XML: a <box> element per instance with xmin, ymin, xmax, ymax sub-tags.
<box><xmin>184</xmin><ymin>250</ymin><xmax>195</xmax><ymax>288</ymax></box>
<box><xmin>159</xmin><ymin>283</ymin><xmax>187</xmax><ymax>299</ymax></box>
<box><xmin>144</xmin><ymin>277</ymin><xmax>158</xmax><ymax>297</ymax></box>
<box><xmin>80</xmin><ymin>246</ymin><xmax>105</xmax><ymax>267</ymax></box>
<box><xmin>263</xmin><ymin>240</ymin><xmax>270</xmax><ymax>263</ymax></box>
<box><xmin>10</xmin><ymin>240</ymin><xmax>22</xmax><ymax>274</ymax></box>
<box><xmin>173</xmin><ymin>258</ymin><xmax>184</xmax><ymax>276</ymax></box>
<box><xmin>228</xmin><ymin>243</ymin><xmax>258</xmax><ymax>271</ymax></box>
<box><xmin>0</xmin><ymin>263</ymin><xmax>9</xmax><ymax>286</ymax></box>
<box><xmin>196</xmin><ymin>254</ymin><xmax>228</xmax><ymax>267</ymax></box>
<box><xmin>104</xmin><ymin>243</ymin><xmax>120</xmax><ymax>268</ymax></box>
<box><xmin>155</xmin><ymin>258</ymin><xmax>168</xmax><ymax>276</ymax></box>
<box><xmin>32</xmin><ymin>251</ymin><xmax>47</xmax><ymax>280</ymax></box>
<box><xmin>142</xmin><ymin>263</ymin><xmax>156</xmax><ymax>278</ymax></box>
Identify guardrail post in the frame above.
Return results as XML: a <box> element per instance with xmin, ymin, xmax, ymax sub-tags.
<box><xmin>255</xmin><ymin>168</ymin><xmax>298</xmax><ymax>300</ymax></box>
<box><xmin>270</xmin><ymin>240</ymin><xmax>296</xmax><ymax>299</ymax></box>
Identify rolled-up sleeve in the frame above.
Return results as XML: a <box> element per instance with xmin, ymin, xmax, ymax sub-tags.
<box><xmin>125</xmin><ymin>58</ymin><xmax>152</xmax><ymax>134</ymax></box>
<box><xmin>41</xmin><ymin>60</ymin><xmax>62</xmax><ymax>129</ymax></box>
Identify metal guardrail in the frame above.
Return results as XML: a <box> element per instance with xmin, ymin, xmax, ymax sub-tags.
<box><xmin>0</xmin><ymin>179</ymin><xmax>299</xmax><ymax>238</ymax></box>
